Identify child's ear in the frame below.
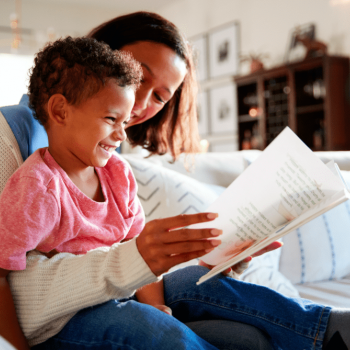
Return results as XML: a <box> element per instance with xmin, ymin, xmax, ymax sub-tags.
<box><xmin>47</xmin><ymin>94</ymin><xmax>69</xmax><ymax>126</ymax></box>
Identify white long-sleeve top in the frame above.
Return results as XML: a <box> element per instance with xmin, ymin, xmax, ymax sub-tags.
<box><xmin>8</xmin><ymin>238</ymin><xmax>159</xmax><ymax>347</ymax></box>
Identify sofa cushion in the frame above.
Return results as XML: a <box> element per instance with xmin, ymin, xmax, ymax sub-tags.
<box><xmin>279</xmin><ymin>170</ymin><xmax>350</xmax><ymax>284</ymax></box>
<box><xmin>315</xmin><ymin>151</ymin><xmax>350</xmax><ymax>171</ymax></box>
<box><xmin>133</xmin><ymin>151</ymin><xmax>262</xmax><ymax>188</ymax></box>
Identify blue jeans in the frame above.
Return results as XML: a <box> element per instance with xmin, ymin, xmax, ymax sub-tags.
<box><xmin>32</xmin><ymin>266</ymin><xmax>331</xmax><ymax>350</ymax></box>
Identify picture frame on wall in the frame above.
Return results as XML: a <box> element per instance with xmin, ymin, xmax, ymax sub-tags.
<box><xmin>191</xmin><ymin>34</ymin><xmax>208</xmax><ymax>82</ymax></box>
<box><xmin>208</xmin><ymin>22</ymin><xmax>239</xmax><ymax>79</ymax></box>
<box><xmin>209</xmin><ymin>83</ymin><xmax>237</xmax><ymax>135</ymax></box>
<box><xmin>197</xmin><ymin>91</ymin><xmax>209</xmax><ymax>135</ymax></box>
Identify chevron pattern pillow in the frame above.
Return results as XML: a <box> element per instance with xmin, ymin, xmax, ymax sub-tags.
<box><xmin>123</xmin><ymin>155</ymin><xmax>225</xmax><ymax>222</ymax></box>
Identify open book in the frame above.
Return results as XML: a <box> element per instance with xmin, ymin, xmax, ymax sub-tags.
<box><xmin>195</xmin><ymin>127</ymin><xmax>350</xmax><ymax>285</ymax></box>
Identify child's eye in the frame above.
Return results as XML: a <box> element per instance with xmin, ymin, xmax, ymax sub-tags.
<box><xmin>106</xmin><ymin>117</ymin><xmax>116</xmax><ymax>122</ymax></box>
<box><xmin>123</xmin><ymin>118</ymin><xmax>130</xmax><ymax>126</ymax></box>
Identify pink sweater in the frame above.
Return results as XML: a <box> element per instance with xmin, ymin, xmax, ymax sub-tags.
<box><xmin>0</xmin><ymin>148</ymin><xmax>144</xmax><ymax>271</ymax></box>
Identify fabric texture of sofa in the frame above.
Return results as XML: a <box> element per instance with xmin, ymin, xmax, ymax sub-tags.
<box><xmin>122</xmin><ymin>150</ymin><xmax>350</xmax><ymax>307</ymax></box>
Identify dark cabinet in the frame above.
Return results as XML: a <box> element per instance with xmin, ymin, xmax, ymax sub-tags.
<box><xmin>235</xmin><ymin>55</ymin><xmax>350</xmax><ymax>151</ymax></box>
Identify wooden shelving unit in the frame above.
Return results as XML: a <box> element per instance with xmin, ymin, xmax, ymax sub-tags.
<box><xmin>234</xmin><ymin>55</ymin><xmax>350</xmax><ymax>151</ymax></box>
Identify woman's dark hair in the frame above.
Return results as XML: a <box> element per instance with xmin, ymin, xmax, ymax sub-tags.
<box><xmin>28</xmin><ymin>36</ymin><xmax>142</xmax><ymax>127</ymax></box>
<box><xmin>87</xmin><ymin>12</ymin><xmax>200</xmax><ymax>160</ymax></box>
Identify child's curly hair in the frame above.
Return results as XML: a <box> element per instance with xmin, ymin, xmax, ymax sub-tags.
<box><xmin>28</xmin><ymin>36</ymin><xmax>142</xmax><ymax>127</ymax></box>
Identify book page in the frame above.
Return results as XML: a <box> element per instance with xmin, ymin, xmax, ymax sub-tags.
<box><xmin>194</xmin><ymin>127</ymin><xmax>346</xmax><ymax>266</ymax></box>
<box><xmin>197</xmin><ymin>189</ymin><xmax>349</xmax><ymax>285</ymax></box>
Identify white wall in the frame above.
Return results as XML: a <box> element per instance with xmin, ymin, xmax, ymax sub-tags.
<box><xmin>0</xmin><ymin>0</ymin><xmax>122</xmax><ymax>55</ymax></box>
<box><xmin>158</xmin><ymin>0</ymin><xmax>350</xmax><ymax>73</ymax></box>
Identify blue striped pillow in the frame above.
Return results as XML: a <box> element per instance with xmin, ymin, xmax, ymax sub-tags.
<box><xmin>279</xmin><ymin>171</ymin><xmax>350</xmax><ymax>284</ymax></box>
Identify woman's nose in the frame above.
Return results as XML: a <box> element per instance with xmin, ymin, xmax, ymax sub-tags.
<box><xmin>134</xmin><ymin>85</ymin><xmax>151</xmax><ymax>112</ymax></box>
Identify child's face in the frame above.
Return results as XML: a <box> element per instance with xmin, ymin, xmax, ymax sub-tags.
<box><xmin>63</xmin><ymin>80</ymin><xmax>135</xmax><ymax>169</ymax></box>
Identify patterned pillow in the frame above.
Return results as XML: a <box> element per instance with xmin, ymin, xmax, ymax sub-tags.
<box><xmin>122</xmin><ymin>155</ymin><xmax>225</xmax><ymax>222</ymax></box>
<box><xmin>279</xmin><ymin>170</ymin><xmax>350</xmax><ymax>284</ymax></box>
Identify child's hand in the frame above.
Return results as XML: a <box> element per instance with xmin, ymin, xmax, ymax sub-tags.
<box><xmin>153</xmin><ymin>304</ymin><xmax>172</xmax><ymax>316</ymax></box>
<box><xmin>136</xmin><ymin>212</ymin><xmax>222</xmax><ymax>276</ymax></box>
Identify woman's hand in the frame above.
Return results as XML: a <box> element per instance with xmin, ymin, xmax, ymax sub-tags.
<box><xmin>198</xmin><ymin>240</ymin><xmax>283</xmax><ymax>277</ymax></box>
<box><xmin>136</xmin><ymin>213</ymin><xmax>222</xmax><ymax>276</ymax></box>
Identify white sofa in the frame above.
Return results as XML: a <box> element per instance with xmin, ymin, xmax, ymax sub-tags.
<box><xmin>122</xmin><ymin>150</ymin><xmax>350</xmax><ymax>308</ymax></box>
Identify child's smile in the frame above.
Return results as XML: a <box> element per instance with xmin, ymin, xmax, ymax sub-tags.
<box><xmin>98</xmin><ymin>141</ymin><xmax>121</xmax><ymax>156</ymax></box>
<box><xmin>48</xmin><ymin>80</ymin><xmax>135</xmax><ymax>176</ymax></box>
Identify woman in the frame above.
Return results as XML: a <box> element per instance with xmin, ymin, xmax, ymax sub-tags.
<box><xmin>0</xmin><ymin>12</ymin><xmax>278</xmax><ymax>350</ymax></box>
<box><xmin>1</xmin><ymin>11</ymin><xmax>346</xmax><ymax>350</ymax></box>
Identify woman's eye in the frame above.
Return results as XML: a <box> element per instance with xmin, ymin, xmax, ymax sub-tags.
<box><xmin>154</xmin><ymin>93</ymin><xmax>165</xmax><ymax>104</ymax></box>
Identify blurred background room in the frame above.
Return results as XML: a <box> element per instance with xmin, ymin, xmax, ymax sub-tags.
<box><xmin>1</xmin><ymin>0</ymin><xmax>350</xmax><ymax>153</ymax></box>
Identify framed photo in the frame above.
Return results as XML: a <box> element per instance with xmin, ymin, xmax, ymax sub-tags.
<box><xmin>209</xmin><ymin>83</ymin><xmax>237</xmax><ymax>135</ymax></box>
<box><xmin>285</xmin><ymin>23</ymin><xmax>316</xmax><ymax>62</ymax></box>
<box><xmin>208</xmin><ymin>22</ymin><xmax>239</xmax><ymax>79</ymax></box>
<box><xmin>191</xmin><ymin>34</ymin><xmax>208</xmax><ymax>81</ymax></box>
<box><xmin>197</xmin><ymin>91</ymin><xmax>209</xmax><ymax>135</ymax></box>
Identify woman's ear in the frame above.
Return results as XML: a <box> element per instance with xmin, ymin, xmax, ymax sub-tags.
<box><xmin>47</xmin><ymin>94</ymin><xmax>69</xmax><ymax>126</ymax></box>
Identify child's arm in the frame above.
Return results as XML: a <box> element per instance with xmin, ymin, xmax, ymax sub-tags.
<box><xmin>0</xmin><ymin>268</ymin><xmax>30</xmax><ymax>350</ymax></box>
<box><xmin>135</xmin><ymin>279</ymin><xmax>172</xmax><ymax>315</ymax></box>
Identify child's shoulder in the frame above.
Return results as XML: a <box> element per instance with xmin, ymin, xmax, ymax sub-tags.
<box><xmin>105</xmin><ymin>152</ymin><xmax>134</xmax><ymax>176</ymax></box>
<box><xmin>9</xmin><ymin>148</ymin><xmax>55</xmax><ymax>187</ymax></box>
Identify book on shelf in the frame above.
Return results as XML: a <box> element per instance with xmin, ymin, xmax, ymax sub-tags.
<box><xmin>195</xmin><ymin>127</ymin><xmax>350</xmax><ymax>285</ymax></box>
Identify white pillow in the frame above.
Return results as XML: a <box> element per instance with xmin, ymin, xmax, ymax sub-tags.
<box><xmin>279</xmin><ymin>170</ymin><xmax>350</xmax><ymax>284</ymax></box>
<box><xmin>123</xmin><ymin>155</ymin><xmax>225</xmax><ymax>222</ymax></box>
<box><xmin>241</xmin><ymin>246</ymin><xmax>300</xmax><ymax>298</ymax></box>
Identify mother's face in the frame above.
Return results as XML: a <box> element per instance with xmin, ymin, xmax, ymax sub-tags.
<box><xmin>121</xmin><ymin>41</ymin><xmax>187</xmax><ymax>128</ymax></box>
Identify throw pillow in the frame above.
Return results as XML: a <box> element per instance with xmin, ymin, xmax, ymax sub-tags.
<box><xmin>123</xmin><ymin>155</ymin><xmax>225</xmax><ymax>222</ymax></box>
<box><xmin>279</xmin><ymin>170</ymin><xmax>350</xmax><ymax>284</ymax></box>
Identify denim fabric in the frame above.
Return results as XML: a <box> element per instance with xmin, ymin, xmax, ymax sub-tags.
<box><xmin>164</xmin><ymin>266</ymin><xmax>331</xmax><ymax>350</ymax></box>
<box><xmin>32</xmin><ymin>266</ymin><xmax>330</xmax><ymax>350</ymax></box>
<box><xmin>32</xmin><ymin>299</ymin><xmax>219</xmax><ymax>350</ymax></box>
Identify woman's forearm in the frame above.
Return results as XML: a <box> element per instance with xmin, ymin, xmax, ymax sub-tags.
<box><xmin>8</xmin><ymin>238</ymin><xmax>159</xmax><ymax>346</ymax></box>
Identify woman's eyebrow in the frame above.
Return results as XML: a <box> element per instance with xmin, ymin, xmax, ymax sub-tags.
<box><xmin>142</xmin><ymin>63</ymin><xmax>172</xmax><ymax>95</ymax></box>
